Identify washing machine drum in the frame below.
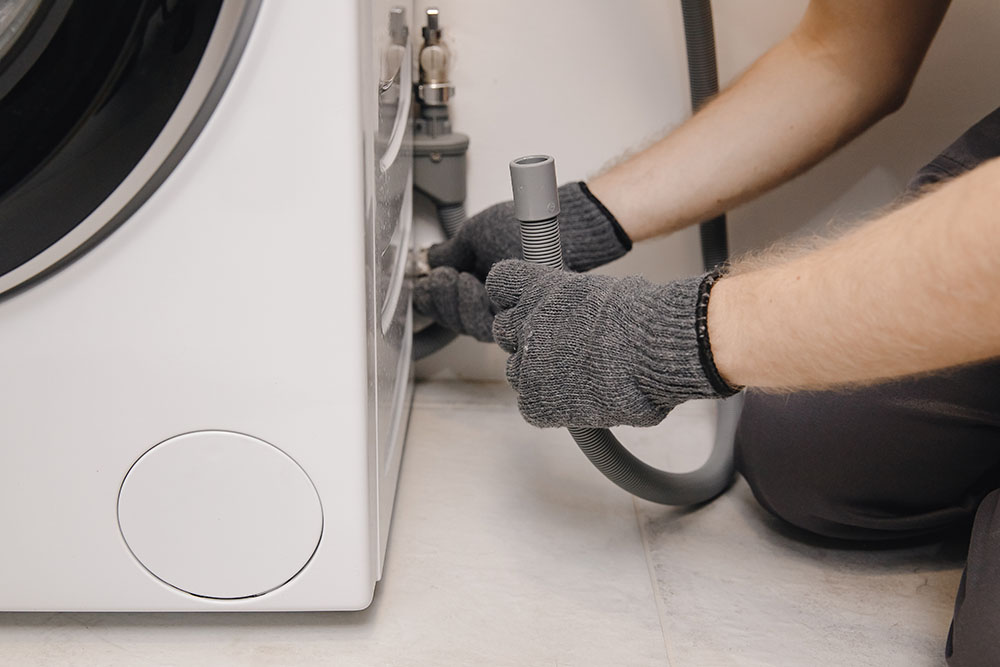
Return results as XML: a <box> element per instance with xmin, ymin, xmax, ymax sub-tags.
<box><xmin>0</xmin><ymin>0</ymin><xmax>256</xmax><ymax>299</ymax></box>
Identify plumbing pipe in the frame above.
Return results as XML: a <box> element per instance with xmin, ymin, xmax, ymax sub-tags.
<box><xmin>681</xmin><ymin>0</ymin><xmax>729</xmax><ymax>271</ymax></box>
<box><xmin>411</xmin><ymin>7</ymin><xmax>467</xmax><ymax>360</ymax></box>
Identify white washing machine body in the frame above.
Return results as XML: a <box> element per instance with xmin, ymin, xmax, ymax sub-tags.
<box><xmin>0</xmin><ymin>0</ymin><xmax>415</xmax><ymax>610</ymax></box>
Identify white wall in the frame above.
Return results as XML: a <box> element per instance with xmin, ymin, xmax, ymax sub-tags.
<box><xmin>415</xmin><ymin>0</ymin><xmax>1000</xmax><ymax>381</ymax></box>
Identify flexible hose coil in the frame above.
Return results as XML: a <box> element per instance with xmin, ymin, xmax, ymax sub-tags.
<box><xmin>681</xmin><ymin>0</ymin><xmax>730</xmax><ymax>271</ymax></box>
<box><xmin>680</xmin><ymin>0</ymin><xmax>719</xmax><ymax>112</ymax></box>
<box><xmin>567</xmin><ymin>416</ymin><xmax>740</xmax><ymax>506</ymax></box>
<box><xmin>509</xmin><ymin>0</ymin><xmax>740</xmax><ymax>504</ymax></box>
<box><xmin>516</xmin><ymin>209</ymin><xmax>742</xmax><ymax>505</ymax></box>
<box><xmin>437</xmin><ymin>202</ymin><xmax>467</xmax><ymax>239</ymax></box>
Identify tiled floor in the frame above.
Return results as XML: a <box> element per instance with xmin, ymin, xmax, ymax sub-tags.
<box><xmin>0</xmin><ymin>381</ymin><xmax>967</xmax><ymax>666</ymax></box>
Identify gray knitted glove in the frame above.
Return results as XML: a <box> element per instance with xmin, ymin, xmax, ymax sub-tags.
<box><xmin>485</xmin><ymin>260</ymin><xmax>739</xmax><ymax>428</ymax></box>
<box><xmin>413</xmin><ymin>182</ymin><xmax>631</xmax><ymax>340</ymax></box>
<box><xmin>412</xmin><ymin>266</ymin><xmax>495</xmax><ymax>342</ymax></box>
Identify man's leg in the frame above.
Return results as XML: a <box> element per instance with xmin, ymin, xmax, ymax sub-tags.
<box><xmin>734</xmin><ymin>105</ymin><xmax>1000</xmax><ymax>542</ymax></box>
<box><xmin>736</xmin><ymin>361</ymin><xmax>1000</xmax><ymax>541</ymax></box>
<box><xmin>734</xmin><ymin>361</ymin><xmax>1000</xmax><ymax>664</ymax></box>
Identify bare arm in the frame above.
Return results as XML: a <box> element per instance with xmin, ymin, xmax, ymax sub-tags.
<box><xmin>589</xmin><ymin>0</ymin><xmax>950</xmax><ymax>242</ymax></box>
<box><xmin>708</xmin><ymin>157</ymin><xmax>1000</xmax><ymax>389</ymax></box>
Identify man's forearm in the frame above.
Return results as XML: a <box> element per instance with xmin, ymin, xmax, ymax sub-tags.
<box><xmin>708</xmin><ymin>158</ymin><xmax>1000</xmax><ymax>390</ymax></box>
<box><xmin>589</xmin><ymin>0</ymin><xmax>948</xmax><ymax>242</ymax></box>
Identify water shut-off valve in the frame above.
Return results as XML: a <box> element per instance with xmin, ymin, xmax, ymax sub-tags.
<box><xmin>412</xmin><ymin>6</ymin><xmax>469</xmax><ymax>230</ymax></box>
<box><xmin>417</xmin><ymin>8</ymin><xmax>453</xmax><ymax>111</ymax></box>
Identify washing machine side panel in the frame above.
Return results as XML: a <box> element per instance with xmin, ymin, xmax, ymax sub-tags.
<box><xmin>364</xmin><ymin>0</ymin><xmax>416</xmax><ymax>582</ymax></box>
<box><xmin>0</xmin><ymin>0</ymin><xmax>378</xmax><ymax>610</ymax></box>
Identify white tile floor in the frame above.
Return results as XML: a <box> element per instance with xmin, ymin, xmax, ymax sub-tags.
<box><xmin>0</xmin><ymin>381</ymin><xmax>967</xmax><ymax>666</ymax></box>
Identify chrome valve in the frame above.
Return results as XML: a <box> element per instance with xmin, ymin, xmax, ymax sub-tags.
<box><xmin>417</xmin><ymin>8</ymin><xmax>454</xmax><ymax>107</ymax></box>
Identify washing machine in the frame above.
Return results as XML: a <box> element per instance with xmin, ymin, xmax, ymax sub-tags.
<box><xmin>0</xmin><ymin>0</ymin><xmax>415</xmax><ymax>610</ymax></box>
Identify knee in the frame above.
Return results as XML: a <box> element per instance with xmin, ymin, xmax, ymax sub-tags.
<box><xmin>735</xmin><ymin>390</ymin><xmax>894</xmax><ymax>541</ymax></box>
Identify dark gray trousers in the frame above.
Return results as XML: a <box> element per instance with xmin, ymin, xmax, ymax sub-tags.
<box><xmin>734</xmin><ymin>106</ymin><xmax>1000</xmax><ymax>666</ymax></box>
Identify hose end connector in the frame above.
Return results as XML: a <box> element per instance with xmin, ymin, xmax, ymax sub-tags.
<box><xmin>510</xmin><ymin>155</ymin><xmax>564</xmax><ymax>270</ymax></box>
<box><xmin>509</xmin><ymin>155</ymin><xmax>560</xmax><ymax>222</ymax></box>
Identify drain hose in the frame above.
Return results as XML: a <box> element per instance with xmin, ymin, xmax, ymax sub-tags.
<box><xmin>510</xmin><ymin>154</ymin><xmax>741</xmax><ymax>505</ymax></box>
<box><xmin>681</xmin><ymin>0</ymin><xmax>729</xmax><ymax>272</ymax></box>
<box><xmin>436</xmin><ymin>202</ymin><xmax>467</xmax><ymax>239</ymax></box>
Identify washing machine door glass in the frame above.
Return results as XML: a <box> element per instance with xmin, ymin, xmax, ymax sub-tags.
<box><xmin>0</xmin><ymin>0</ymin><xmax>44</xmax><ymax>60</ymax></box>
<box><xmin>0</xmin><ymin>0</ymin><xmax>259</xmax><ymax>299</ymax></box>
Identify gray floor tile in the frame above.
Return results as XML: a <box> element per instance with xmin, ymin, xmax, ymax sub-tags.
<box><xmin>0</xmin><ymin>381</ymin><xmax>667</xmax><ymax>667</ymax></box>
<box><xmin>624</xmin><ymin>400</ymin><xmax>966</xmax><ymax>666</ymax></box>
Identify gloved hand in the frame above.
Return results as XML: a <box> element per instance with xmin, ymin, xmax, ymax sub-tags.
<box><xmin>413</xmin><ymin>182</ymin><xmax>631</xmax><ymax>341</ymax></box>
<box><xmin>485</xmin><ymin>260</ymin><xmax>740</xmax><ymax>428</ymax></box>
<box><xmin>410</xmin><ymin>266</ymin><xmax>496</xmax><ymax>342</ymax></box>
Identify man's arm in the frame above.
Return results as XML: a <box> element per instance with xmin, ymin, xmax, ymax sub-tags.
<box><xmin>709</xmin><ymin>157</ymin><xmax>1000</xmax><ymax>389</ymax></box>
<box><xmin>484</xmin><ymin>159</ymin><xmax>1000</xmax><ymax>428</ymax></box>
<box><xmin>589</xmin><ymin>0</ymin><xmax>950</xmax><ymax>242</ymax></box>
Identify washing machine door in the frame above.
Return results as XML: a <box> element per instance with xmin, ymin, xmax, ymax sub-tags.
<box><xmin>0</xmin><ymin>0</ymin><xmax>260</xmax><ymax>299</ymax></box>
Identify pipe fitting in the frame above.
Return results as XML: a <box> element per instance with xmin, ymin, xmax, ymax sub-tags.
<box><xmin>417</xmin><ymin>8</ymin><xmax>454</xmax><ymax>108</ymax></box>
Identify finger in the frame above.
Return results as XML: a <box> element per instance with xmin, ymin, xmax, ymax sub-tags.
<box><xmin>413</xmin><ymin>266</ymin><xmax>461</xmax><ymax>331</ymax></box>
<box><xmin>456</xmin><ymin>272</ymin><xmax>496</xmax><ymax>343</ymax></box>
<box><xmin>492</xmin><ymin>309</ymin><xmax>519</xmax><ymax>353</ymax></box>
<box><xmin>426</xmin><ymin>236</ymin><xmax>475</xmax><ymax>272</ymax></box>
<box><xmin>485</xmin><ymin>259</ymin><xmax>552</xmax><ymax>309</ymax></box>
<box><xmin>412</xmin><ymin>273</ymin><xmax>444</xmax><ymax>319</ymax></box>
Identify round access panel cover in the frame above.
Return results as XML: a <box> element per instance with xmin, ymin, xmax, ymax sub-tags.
<box><xmin>118</xmin><ymin>431</ymin><xmax>323</xmax><ymax>599</ymax></box>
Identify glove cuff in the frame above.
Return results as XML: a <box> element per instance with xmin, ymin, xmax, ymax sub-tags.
<box><xmin>559</xmin><ymin>182</ymin><xmax>632</xmax><ymax>272</ymax></box>
<box><xmin>695</xmin><ymin>271</ymin><xmax>742</xmax><ymax>397</ymax></box>
<box><xmin>635</xmin><ymin>273</ymin><xmax>737</xmax><ymax>415</ymax></box>
<box><xmin>578</xmin><ymin>182</ymin><xmax>633</xmax><ymax>251</ymax></box>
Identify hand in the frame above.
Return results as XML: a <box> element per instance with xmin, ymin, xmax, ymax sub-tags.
<box><xmin>412</xmin><ymin>266</ymin><xmax>496</xmax><ymax>342</ymax></box>
<box><xmin>413</xmin><ymin>182</ymin><xmax>631</xmax><ymax>341</ymax></box>
<box><xmin>485</xmin><ymin>260</ymin><xmax>739</xmax><ymax>428</ymax></box>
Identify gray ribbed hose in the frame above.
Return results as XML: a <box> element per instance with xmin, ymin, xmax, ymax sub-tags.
<box><xmin>436</xmin><ymin>202</ymin><xmax>466</xmax><ymax>239</ymax></box>
<box><xmin>682</xmin><ymin>0</ymin><xmax>742</xmax><ymax>502</ymax></box>
<box><xmin>510</xmin><ymin>155</ymin><xmax>740</xmax><ymax>505</ymax></box>
<box><xmin>681</xmin><ymin>0</ymin><xmax>729</xmax><ymax>271</ymax></box>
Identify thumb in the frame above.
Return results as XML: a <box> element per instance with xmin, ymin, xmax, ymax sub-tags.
<box><xmin>485</xmin><ymin>259</ymin><xmax>555</xmax><ymax>310</ymax></box>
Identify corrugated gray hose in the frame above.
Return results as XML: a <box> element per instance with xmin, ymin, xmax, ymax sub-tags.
<box><xmin>503</xmin><ymin>0</ymin><xmax>741</xmax><ymax>506</ymax></box>
<box><xmin>412</xmin><ymin>204</ymin><xmax>465</xmax><ymax>361</ymax></box>
<box><xmin>437</xmin><ymin>202</ymin><xmax>467</xmax><ymax>239</ymax></box>
<box><xmin>681</xmin><ymin>0</ymin><xmax>730</xmax><ymax>273</ymax></box>
<box><xmin>511</xmin><ymin>153</ymin><xmax>741</xmax><ymax>506</ymax></box>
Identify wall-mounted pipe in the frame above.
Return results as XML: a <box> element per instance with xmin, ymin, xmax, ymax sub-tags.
<box><xmin>412</xmin><ymin>7</ymin><xmax>468</xmax><ymax>360</ymax></box>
